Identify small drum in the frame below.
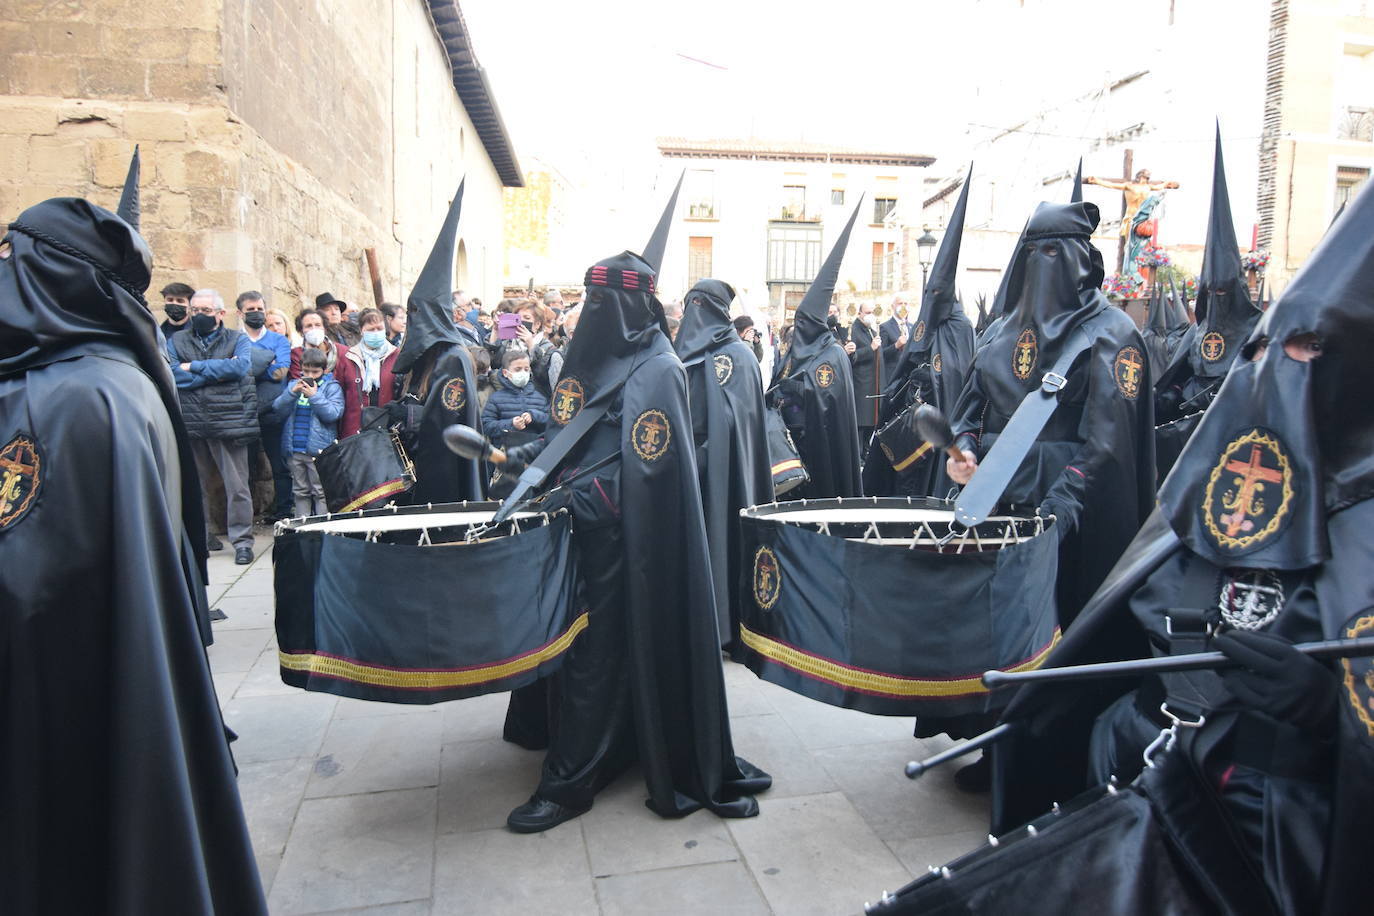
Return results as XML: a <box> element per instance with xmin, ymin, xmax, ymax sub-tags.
<box><xmin>273</xmin><ymin>501</ymin><xmax>582</xmax><ymax>704</ymax></box>
<box><xmin>316</xmin><ymin>427</ymin><xmax>416</xmax><ymax>513</ymax></box>
<box><xmin>764</xmin><ymin>405</ymin><xmax>809</xmax><ymax>495</ymax></box>
<box><xmin>1154</xmin><ymin>410</ymin><xmax>1205</xmax><ymax>486</ymax></box>
<box><xmin>739</xmin><ymin>496</ymin><xmax>1061</xmax><ymax>717</ymax></box>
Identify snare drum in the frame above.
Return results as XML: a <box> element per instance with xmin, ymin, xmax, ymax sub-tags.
<box><xmin>738</xmin><ymin>496</ymin><xmax>1061</xmax><ymax>717</ymax></box>
<box><xmin>315</xmin><ymin>427</ymin><xmax>416</xmax><ymax>513</ymax></box>
<box><xmin>273</xmin><ymin>501</ymin><xmax>583</xmax><ymax>704</ymax></box>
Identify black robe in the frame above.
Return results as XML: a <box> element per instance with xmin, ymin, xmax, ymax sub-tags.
<box><xmin>847</xmin><ymin>319</ymin><xmax>884</xmax><ymax>433</ymax></box>
<box><xmin>400</xmin><ymin>343</ymin><xmax>484</xmax><ymax>504</ymax></box>
<box><xmin>1</xmin><ymin>200</ymin><xmax>265</xmax><ymax>913</ymax></box>
<box><xmin>773</xmin><ymin>342</ymin><xmax>862</xmax><ymax>499</ymax></box>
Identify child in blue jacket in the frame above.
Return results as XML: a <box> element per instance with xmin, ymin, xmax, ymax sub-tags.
<box><xmin>271</xmin><ymin>347</ymin><xmax>343</xmax><ymax>517</ymax></box>
<box><xmin>481</xmin><ymin>350</ymin><xmax>550</xmax><ymax>447</ymax></box>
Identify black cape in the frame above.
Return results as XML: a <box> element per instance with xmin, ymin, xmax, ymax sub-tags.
<box><xmin>1</xmin><ymin>199</ymin><xmax>265</xmax><ymax>913</ymax></box>
<box><xmin>675</xmin><ymin>279</ymin><xmax>773</xmax><ymax>653</ymax></box>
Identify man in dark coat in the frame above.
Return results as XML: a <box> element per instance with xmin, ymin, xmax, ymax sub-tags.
<box><xmin>772</xmin><ymin>201</ymin><xmax>864</xmax><ymax>499</ymax></box>
<box><xmin>0</xmin><ymin>185</ymin><xmax>266</xmax><ymax>910</ymax></box>
<box><xmin>846</xmin><ymin>300</ymin><xmax>884</xmax><ymax>448</ymax></box>
<box><xmin>985</xmin><ymin>183</ymin><xmax>1374</xmax><ymax>915</ymax></box>
<box><xmin>675</xmin><ymin>278</ymin><xmax>774</xmax><ymax>654</ymax></box>
<box><xmin>864</xmin><ymin>169</ymin><xmax>977</xmax><ymax>499</ymax></box>
<box><xmin>878</xmin><ymin>296</ymin><xmax>911</xmax><ymax>387</ymax></box>
<box><xmin>499</xmin><ymin>251</ymin><xmax>770</xmax><ymax>832</ymax></box>
<box><xmin>393</xmin><ymin>181</ymin><xmax>484</xmax><ymax>504</ymax></box>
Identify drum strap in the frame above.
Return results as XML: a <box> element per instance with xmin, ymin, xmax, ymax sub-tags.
<box><xmin>953</xmin><ymin>309</ymin><xmax>1114</xmax><ymax>527</ymax></box>
<box><xmin>495</xmin><ymin>396</ymin><xmax>612</xmax><ymax>524</ymax></box>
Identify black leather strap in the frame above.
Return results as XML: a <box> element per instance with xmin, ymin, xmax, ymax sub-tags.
<box><xmin>493</xmin><ymin>396</ymin><xmax>612</xmax><ymax>523</ymax></box>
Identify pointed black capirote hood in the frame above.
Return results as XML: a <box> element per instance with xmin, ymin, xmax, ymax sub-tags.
<box><xmin>642</xmin><ymin>170</ymin><xmax>684</xmax><ymax>274</ymax></box>
<box><xmin>911</xmin><ymin>166</ymin><xmax>971</xmax><ymax>356</ymax></box>
<box><xmin>1147</xmin><ymin>279</ymin><xmax>1169</xmax><ymax>332</ymax></box>
<box><xmin>1197</xmin><ymin>125</ymin><xmax>1244</xmax><ymax>300</ymax></box>
<box><xmin>789</xmin><ymin>198</ymin><xmax>863</xmax><ymax>366</ymax></box>
<box><xmin>1167</xmin><ymin>276</ymin><xmax>1189</xmax><ymax>330</ymax></box>
<box><xmin>117</xmin><ymin>145</ymin><xmax>141</xmax><ymax>231</ymax></box>
<box><xmin>1070</xmin><ymin>158</ymin><xmax>1083</xmax><ymax>203</ymax></box>
<box><xmin>394</xmin><ymin>179</ymin><xmax>465</xmax><ymax>375</ymax></box>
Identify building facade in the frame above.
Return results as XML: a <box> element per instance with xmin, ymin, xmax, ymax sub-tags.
<box><xmin>0</xmin><ymin>0</ymin><xmax>520</xmax><ymax>323</ymax></box>
<box><xmin>653</xmin><ymin>139</ymin><xmax>935</xmax><ymax>322</ymax></box>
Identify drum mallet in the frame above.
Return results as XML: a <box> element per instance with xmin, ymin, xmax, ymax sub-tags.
<box><xmin>912</xmin><ymin>404</ymin><xmax>968</xmax><ymax>465</ymax></box>
<box><xmin>905</xmin><ymin>723</ymin><xmax>1015</xmax><ymax>779</ymax></box>
<box><xmin>443</xmin><ymin>424</ymin><xmax>510</xmax><ymax>464</ymax></box>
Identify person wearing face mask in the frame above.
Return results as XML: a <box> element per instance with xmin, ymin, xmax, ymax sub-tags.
<box><xmin>335</xmin><ymin>307</ymin><xmax>401</xmax><ymax>438</ymax></box>
<box><xmin>845</xmin><ymin>301</ymin><xmax>884</xmax><ymax>447</ymax></box>
<box><xmin>235</xmin><ymin>290</ymin><xmax>292</xmax><ymax>520</ymax></box>
<box><xmin>289</xmin><ymin>307</ymin><xmax>345</xmax><ymax>379</ymax></box>
<box><xmin>159</xmin><ymin>281</ymin><xmax>195</xmax><ymax>338</ymax></box>
<box><xmin>547</xmin><ymin>304</ymin><xmax>579</xmax><ymax>392</ymax></box>
<box><xmin>379</xmin><ymin>302</ymin><xmax>406</xmax><ymax>347</ymax></box>
<box><xmin>480</xmin><ymin>350</ymin><xmax>549</xmax><ymax>449</ymax></box>
<box><xmin>168</xmin><ymin>289</ymin><xmax>259</xmax><ymax>565</ymax></box>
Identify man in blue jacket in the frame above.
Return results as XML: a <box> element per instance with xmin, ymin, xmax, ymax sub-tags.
<box><xmin>168</xmin><ymin>289</ymin><xmax>259</xmax><ymax>564</ymax></box>
<box><xmin>236</xmin><ymin>290</ymin><xmax>291</xmax><ymax>520</ymax></box>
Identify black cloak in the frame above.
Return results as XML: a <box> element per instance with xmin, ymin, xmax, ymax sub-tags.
<box><xmin>864</xmin><ymin>167</ymin><xmax>976</xmax><ymax>498</ymax></box>
<box><xmin>675</xmin><ymin>278</ymin><xmax>773</xmax><ymax>653</ymax></box>
<box><xmin>1140</xmin><ymin>282</ymin><xmax>1171</xmax><ymax>378</ymax></box>
<box><xmin>949</xmin><ymin>200</ymin><xmax>1155</xmax><ymax>625</ymax></box>
<box><xmin>772</xmin><ymin>201</ymin><xmax>863</xmax><ymax>498</ymax></box>
<box><xmin>394</xmin><ymin>181</ymin><xmax>484</xmax><ymax>504</ymax></box>
<box><xmin>0</xmin><ymin>195</ymin><xmax>265</xmax><ymax>912</ymax></box>
<box><xmin>988</xmin><ymin>183</ymin><xmax>1374</xmax><ymax>913</ymax></box>
<box><xmin>510</xmin><ymin>251</ymin><xmax>769</xmax><ymax>818</ymax></box>
<box><xmin>847</xmin><ymin>316</ymin><xmax>884</xmax><ymax>431</ymax></box>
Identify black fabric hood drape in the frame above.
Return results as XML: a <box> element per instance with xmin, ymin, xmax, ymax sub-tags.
<box><xmin>1159</xmin><ymin>179</ymin><xmax>1374</xmax><ymax>570</ymax></box>
<box><xmin>674</xmin><ymin>278</ymin><xmax>738</xmax><ymax>364</ymax></box>
<box><xmin>394</xmin><ymin>180</ymin><xmax>466</xmax><ymax>376</ymax></box>
<box><xmin>908</xmin><ymin>165</ymin><xmax>971</xmax><ymax>365</ymax></box>
<box><xmin>1186</xmin><ymin>128</ymin><xmax>1261</xmax><ymax>380</ymax></box>
<box><xmin>558</xmin><ymin>250</ymin><xmax>667</xmax><ymax>403</ymax></box>
<box><xmin>788</xmin><ymin>199</ymin><xmax>863</xmax><ymax>367</ymax></box>
<box><xmin>1</xmin><ymin>196</ymin><xmax>206</xmax><ymax>579</ymax></box>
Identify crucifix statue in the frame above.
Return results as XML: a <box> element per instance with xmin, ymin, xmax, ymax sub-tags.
<box><xmin>1084</xmin><ymin>156</ymin><xmax>1179</xmax><ymax>281</ymax></box>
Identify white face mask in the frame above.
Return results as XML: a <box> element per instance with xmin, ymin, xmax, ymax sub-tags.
<box><xmin>507</xmin><ymin>370</ymin><xmax>531</xmax><ymax>388</ymax></box>
<box><xmin>303</xmin><ymin>328</ymin><xmax>326</xmax><ymax>346</ymax></box>
<box><xmin>862</xmin><ymin>314</ymin><xmax>878</xmax><ymax>329</ymax></box>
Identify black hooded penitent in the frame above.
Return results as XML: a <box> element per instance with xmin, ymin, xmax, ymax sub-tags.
<box><xmin>865</xmin><ymin>166</ymin><xmax>976</xmax><ymax>498</ymax></box>
<box><xmin>0</xmin><ymin>191</ymin><xmax>265</xmax><ymax>911</ymax></box>
<box><xmin>395</xmin><ymin>180</ymin><xmax>484</xmax><ymax>503</ymax></box>
<box><xmin>675</xmin><ymin>278</ymin><xmax>773</xmax><ymax>654</ymax></box>
<box><xmin>986</xmin><ymin>180</ymin><xmax>1374</xmax><ymax>916</ymax></box>
<box><xmin>772</xmin><ymin>200</ymin><xmax>864</xmax><ymax>498</ymax></box>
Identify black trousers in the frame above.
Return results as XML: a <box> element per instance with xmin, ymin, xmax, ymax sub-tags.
<box><xmin>260</xmin><ymin>417</ymin><xmax>292</xmax><ymax>518</ymax></box>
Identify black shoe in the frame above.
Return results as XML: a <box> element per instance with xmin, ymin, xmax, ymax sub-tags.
<box><xmin>208</xmin><ymin>535</ymin><xmax>224</xmax><ymax>551</ymax></box>
<box><xmin>953</xmin><ymin>754</ymin><xmax>991</xmax><ymax>793</ymax></box>
<box><xmin>234</xmin><ymin>547</ymin><xmax>254</xmax><ymax>565</ymax></box>
<box><xmin>506</xmin><ymin>795</ymin><xmax>591</xmax><ymax>834</ymax></box>
<box><xmin>209</xmin><ymin>607</ymin><xmax>228</xmax><ymax>621</ymax></box>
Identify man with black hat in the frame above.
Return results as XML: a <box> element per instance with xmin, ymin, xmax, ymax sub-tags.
<box><xmin>315</xmin><ymin>290</ymin><xmax>361</xmax><ymax>347</ymax></box>
<box><xmin>0</xmin><ymin>158</ymin><xmax>266</xmax><ymax>912</ymax></box>
<box><xmin>675</xmin><ymin>278</ymin><xmax>773</xmax><ymax>655</ymax></box>
<box><xmin>979</xmin><ymin>182</ymin><xmax>1374</xmax><ymax>915</ymax></box>
<box><xmin>393</xmin><ymin>183</ymin><xmax>484</xmax><ymax>504</ymax></box>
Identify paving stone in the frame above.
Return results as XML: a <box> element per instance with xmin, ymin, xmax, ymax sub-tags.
<box><xmin>306</xmin><ymin>711</ymin><xmax>443</xmax><ymax>798</ymax></box>
<box><xmin>728</xmin><ymin>791</ymin><xmax>910</xmax><ymax>916</ymax></box>
<box><xmin>310</xmin><ymin>901</ymin><xmax>432</xmax><ymax>915</ymax></box>
<box><xmin>581</xmin><ymin>771</ymin><xmax>739</xmax><ymax>876</ymax></box>
<box><xmin>440</xmin><ymin>689</ymin><xmax>513</xmax><ymax>741</ymax></box>
<box><xmin>727</xmin><ymin>712</ymin><xmax>838</xmax><ymax>800</ymax></box>
<box><xmin>761</xmin><ymin>683</ymin><xmax>917</xmax><ymax>750</ymax></box>
<box><xmin>432</xmin><ymin>823</ymin><xmax>595</xmax><ymax>914</ymax></box>
<box><xmin>814</xmin><ymin>740</ymin><xmax>989</xmax><ymax>842</ymax></box>
<box><xmin>207</xmin><ymin>626</ymin><xmax>273</xmax><ymax>674</ymax></box>
<box><xmin>722</xmin><ymin>660</ymin><xmax>774</xmax><ymax>717</ymax></box>
<box><xmin>256</xmin><ymin>852</ymin><xmax>282</xmax><ymax>898</ymax></box>
<box><xmin>886</xmin><ymin>828</ymin><xmax>989</xmax><ymax>879</ymax></box>
<box><xmin>334</xmin><ymin>695</ymin><xmax>447</xmax><ymax>720</ymax></box>
<box><xmin>238</xmin><ymin>756</ymin><xmax>314</xmax><ymax>858</ymax></box>
<box><xmin>268</xmin><ymin>788</ymin><xmax>437</xmax><ymax>915</ymax></box>
<box><xmin>213</xmin><ymin>668</ymin><xmax>248</xmax><ymax>704</ymax></box>
<box><xmin>210</xmin><ymin>592</ymin><xmax>277</xmax><ymax>630</ymax></box>
<box><xmin>436</xmin><ymin>736</ymin><xmax>544</xmax><ymax>834</ymax></box>
<box><xmin>225</xmin><ymin>567</ymin><xmax>277</xmax><ymax>598</ymax></box>
<box><xmin>224</xmin><ymin>691</ymin><xmax>336</xmax><ymax>764</ymax></box>
<box><xmin>235</xmin><ymin>645</ymin><xmax>300</xmax><ymax>698</ymax></box>
<box><xmin>596</xmin><ymin>860</ymin><xmax>770</xmax><ymax>916</ymax></box>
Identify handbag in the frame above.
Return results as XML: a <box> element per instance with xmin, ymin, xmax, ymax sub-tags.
<box><xmin>764</xmin><ymin>405</ymin><xmax>808</xmax><ymax>496</ymax></box>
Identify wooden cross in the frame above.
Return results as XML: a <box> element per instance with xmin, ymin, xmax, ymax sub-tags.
<box><xmin>1118</xmin><ymin>349</ymin><xmax>1143</xmax><ymax>390</ymax></box>
<box><xmin>1221</xmin><ymin>445</ymin><xmax>1283</xmax><ymax>536</ymax></box>
<box><xmin>0</xmin><ymin>440</ymin><xmax>39</xmax><ymax>519</ymax></box>
<box><xmin>637</xmin><ymin>414</ymin><xmax>668</xmax><ymax>449</ymax></box>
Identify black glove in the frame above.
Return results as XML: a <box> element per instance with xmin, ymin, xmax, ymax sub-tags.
<box><xmin>502</xmin><ymin>441</ymin><xmax>542</xmax><ymax>474</ymax></box>
<box><xmin>1154</xmin><ymin>386</ymin><xmax>1183</xmax><ymax>422</ymax></box>
<box><xmin>1213</xmin><ymin>629</ymin><xmax>1339</xmax><ymax>737</ymax></box>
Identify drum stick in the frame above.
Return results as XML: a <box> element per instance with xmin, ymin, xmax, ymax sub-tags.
<box><xmin>905</xmin><ymin>723</ymin><xmax>1014</xmax><ymax>779</ymax></box>
<box><xmin>912</xmin><ymin>404</ymin><xmax>966</xmax><ymax>463</ymax></box>
<box><xmin>981</xmin><ymin>635</ymin><xmax>1374</xmax><ymax>689</ymax></box>
<box><xmin>442</xmin><ymin>424</ymin><xmax>508</xmax><ymax>464</ymax></box>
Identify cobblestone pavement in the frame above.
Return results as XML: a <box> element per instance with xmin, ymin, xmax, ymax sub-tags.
<box><xmin>208</xmin><ymin>532</ymin><xmax>989</xmax><ymax>915</ymax></box>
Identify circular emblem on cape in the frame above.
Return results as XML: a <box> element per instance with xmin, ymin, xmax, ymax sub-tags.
<box><xmin>0</xmin><ymin>433</ymin><xmax>43</xmax><ymax>532</ymax></box>
<box><xmin>932</xmin><ymin>353</ymin><xmax>943</xmax><ymax>374</ymax></box>
<box><xmin>814</xmin><ymin>362</ymin><xmax>836</xmax><ymax>388</ymax></box>
<box><xmin>1219</xmin><ymin>570</ymin><xmax>1284</xmax><ymax>630</ymax></box>
<box><xmin>1341</xmin><ymin>613</ymin><xmax>1374</xmax><ymax>738</ymax></box>
<box><xmin>551</xmin><ymin>377</ymin><xmax>585</xmax><ymax>426</ymax></box>
<box><xmin>714</xmin><ymin>354</ymin><xmax>734</xmax><ymax>386</ymax></box>
<box><xmin>1201</xmin><ymin>428</ymin><xmax>1295</xmax><ymax>553</ymax></box>
<box><xmin>440</xmin><ymin>378</ymin><xmax>466</xmax><ymax>412</ymax></box>
<box><xmin>631</xmin><ymin>409</ymin><xmax>671</xmax><ymax>462</ymax></box>
<box><xmin>1113</xmin><ymin>346</ymin><xmax>1144</xmax><ymax>400</ymax></box>
<box><xmin>753</xmin><ymin>545</ymin><xmax>781</xmax><ymax>611</ymax></box>
<box><xmin>912</xmin><ymin>320</ymin><xmax>927</xmax><ymax>343</ymax></box>
<box><xmin>1201</xmin><ymin>331</ymin><xmax>1227</xmax><ymax>363</ymax></box>
<box><xmin>1013</xmin><ymin>328</ymin><xmax>1038</xmax><ymax>381</ymax></box>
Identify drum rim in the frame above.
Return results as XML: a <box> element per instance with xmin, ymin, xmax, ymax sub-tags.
<box><xmin>275</xmin><ymin>499</ymin><xmax>562</xmax><ymax>536</ymax></box>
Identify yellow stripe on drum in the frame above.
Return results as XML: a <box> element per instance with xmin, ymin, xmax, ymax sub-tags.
<box><xmin>739</xmin><ymin>623</ymin><xmax>1061</xmax><ymax>698</ymax></box>
<box><xmin>772</xmin><ymin>459</ymin><xmax>803</xmax><ymax>475</ymax></box>
<box><xmin>891</xmin><ymin>441</ymin><xmax>932</xmax><ymax>473</ymax></box>
<box><xmin>279</xmin><ymin>611</ymin><xmax>590</xmax><ymax>690</ymax></box>
<box><xmin>339</xmin><ymin>477</ymin><xmax>411</xmax><ymax>513</ymax></box>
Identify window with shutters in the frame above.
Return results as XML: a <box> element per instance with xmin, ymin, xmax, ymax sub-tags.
<box><xmin>767</xmin><ymin>224</ymin><xmax>822</xmax><ymax>282</ymax></box>
<box><xmin>873</xmin><ymin>197</ymin><xmax>897</xmax><ymax>223</ymax></box>
<box><xmin>831</xmin><ymin>189</ymin><xmax>845</xmax><ymax>206</ymax></box>
<box><xmin>1336</xmin><ymin>166</ymin><xmax>1371</xmax><ymax>210</ymax></box>
<box><xmin>871</xmin><ymin>241</ymin><xmax>895</xmax><ymax>291</ymax></box>
<box><xmin>687</xmin><ymin>237</ymin><xmax>713</xmax><ymax>287</ymax></box>
<box><xmin>779</xmin><ymin>185</ymin><xmax>810</xmax><ymax>221</ymax></box>
<box><xmin>686</xmin><ymin>169</ymin><xmax>717</xmax><ymax>219</ymax></box>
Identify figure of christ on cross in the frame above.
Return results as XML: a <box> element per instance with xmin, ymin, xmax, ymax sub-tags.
<box><xmin>1084</xmin><ymin>168</ymin><xmax>1181</xmax><ymax>239</ymax></box>
<box><xmin>0</xmin><ymin>439</ymin><xmax>40</xmax><ymax>522</ymax></box>
<box><xmin>1219</xmin><ymin>444</ymin><xmax>1283</xmax><ymax>537</ymax></box>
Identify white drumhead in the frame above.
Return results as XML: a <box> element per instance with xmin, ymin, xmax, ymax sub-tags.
<box><xmin>294</xmin><ymin>509</ymin><xmax>539</xmax><ymax>534</ymax></box>
<box><xmin>761</xmin><ymin>507</ymin><xmax>955</xmax><ymax>525</ymax></box>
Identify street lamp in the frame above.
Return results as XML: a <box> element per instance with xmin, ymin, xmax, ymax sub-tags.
<box><xmin>916</xmin><ymin>226</ymin><xmax>938</xmax><ymax>291</ymax></box>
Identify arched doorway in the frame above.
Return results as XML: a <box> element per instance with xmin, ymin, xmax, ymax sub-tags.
<box><xmin>455</xmin><ymin>238</ymin><xmax>469</xmax><ymax>291</ymax></box>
